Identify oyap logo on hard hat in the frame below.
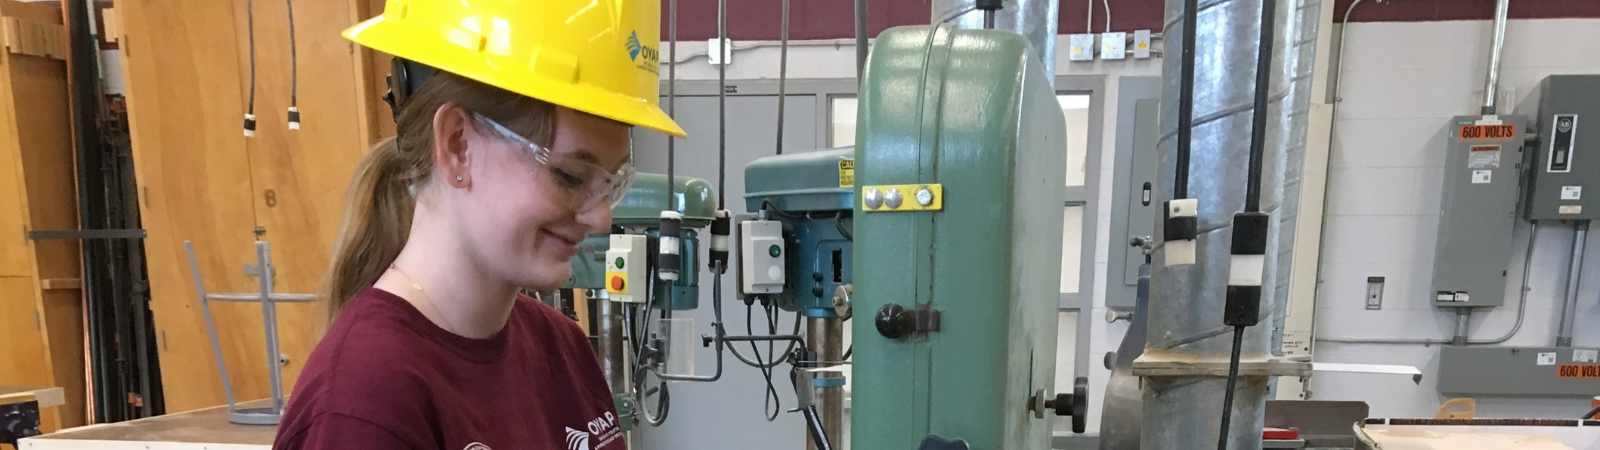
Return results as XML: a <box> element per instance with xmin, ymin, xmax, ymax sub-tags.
<box><xmin>626</xmin><ymin>31</ymin><xmax>659</xmax><ymax>63</ymax></box>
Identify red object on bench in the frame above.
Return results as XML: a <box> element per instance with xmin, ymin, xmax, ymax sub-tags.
<box><xmin>1262</xmin><ymin>427</ymin><xmax>1301</xmax><ymax>440</ymax></box>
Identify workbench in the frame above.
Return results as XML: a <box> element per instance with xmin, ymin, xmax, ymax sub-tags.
<box><xmin>18</xmin><ymin>400</ymin><xmax>274</xmax><ymax>450</ymax></box>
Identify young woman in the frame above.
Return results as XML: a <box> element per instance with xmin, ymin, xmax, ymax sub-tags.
<box><xmin>272</xmin><ymin>2</ymin><xmax>683</xmax><ymax>449</ymax></box>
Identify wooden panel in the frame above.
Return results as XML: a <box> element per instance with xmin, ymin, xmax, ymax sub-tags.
<box><xmin>354</xmin><ymin>0</ymin><xmax>392</xmax><ymax>144</ymax></box>
<box><xmin>230</xmin><ymin>0</ymin><xmax>368</xmax><ymax>396</ymax></box>
<box><xmin>118</xmin><ymin>0</ymin><xmax>264</xmax><ymax>413</ymax></box>
<box><xmin>0</xmin><ymin>0</ymin><xmax>75</xmax><ymax>432</ymax></box>
<box><xmin>25</xmin><ymin>399</ymin><xmax>277</xmax><ymax>448</ymax></box>
<box><xmin>2</xmin><ymin>16</ymin><xmax>67</xmax><ymax>60</ymax></box>
<box><xmin>123</xmin><ymin>0</ymin><xmax>383</xmax><ymax>412</ymax></box>
<box><xmin>0</xmin><ymin>386</ymin><xmax>65</xmax><ymax>407</ymax></box>
<box><xmin>5</xmin><ymin>13</ymin><xmax>84</xmax><ymax>427</ymax></box>
<box><xmin>0</xmin><ymin>277</ymin><xmax>61</xmax><ymax>433</ymax></box>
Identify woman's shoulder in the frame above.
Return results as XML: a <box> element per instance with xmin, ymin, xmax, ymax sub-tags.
<box><xmin>292</xmin><ymin>289</ymin><xmax>441</xmax><ymax>409</ymax></box>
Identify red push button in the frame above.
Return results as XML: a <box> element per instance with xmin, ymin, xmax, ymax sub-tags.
<box><xmin>611</xmin><ymin>277</ymin><xmax>625</xmax><ymax>291</ymax></box>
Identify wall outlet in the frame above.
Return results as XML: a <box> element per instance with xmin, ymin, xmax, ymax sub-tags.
<box><xmin>1366</xmin><ymin>276</ymin><xmax>1384</xmax><ymax>310</ymax></box>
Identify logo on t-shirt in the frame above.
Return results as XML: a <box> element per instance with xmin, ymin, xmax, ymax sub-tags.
<box><xmin>565</xmin><ymin>412</ymin><xmax>622</xmax><ymax>450</ymax></box>
<box><xmin>564</xmin><ymin>428</ymin><xmax>589</xmax><ymax>450</ymax></box>
<box><xmin>463</xmin><ymin>443</ymin><xmax>491</xmax><ymax>450</ymax></box>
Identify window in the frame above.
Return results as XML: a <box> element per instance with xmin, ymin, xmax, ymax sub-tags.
<box><xmin>1058</xmin><ymin>94</ymin><xmax>1092</xmax><ymax>294</ymax></box>
<box><xmin>829</xmin><ymin>96</ymin><xmax>857</xmax><ymax>148</ymax></box>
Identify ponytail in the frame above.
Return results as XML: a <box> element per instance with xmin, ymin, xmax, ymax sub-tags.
<box><xmin>318</xmin><ymin>70</ymin><xmax>557</xmax><ymax>330</ymax></box>
<box><xmin>319</xmin><ymin>138</ymin><xmax>417</xmax><ymax>326</ymax></box>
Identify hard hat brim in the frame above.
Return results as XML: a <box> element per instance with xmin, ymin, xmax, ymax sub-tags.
<box><xmin>344</xmin><ymin>16</ymin><xmax>688</xmax><ymax>138</ymax></box>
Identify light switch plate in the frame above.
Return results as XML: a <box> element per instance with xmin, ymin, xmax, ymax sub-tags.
<box><xmin>1101</xmin><ymin>32</ymin><xmax>1127</xmax><ymax>60</ymax></box>
<box><xmin>1365</xmin><ymin>276</ymin><xmax>1384</xmax><ymax>310</ymax></box>
<box><xmin>1068</xmin><ymin>34</ymin><xmax>1095</xmax><ymax>61</ymax></box>
<box><xmin>1134</xmin><ymin>30</ymin><xmax>1152</xmax><ymax>58</ymax></box>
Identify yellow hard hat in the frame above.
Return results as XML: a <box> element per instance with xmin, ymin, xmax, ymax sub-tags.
<box><xmin>344</xmin><ymin>0</ymin><xmax>686</xmax><ymax>137</ymax></box>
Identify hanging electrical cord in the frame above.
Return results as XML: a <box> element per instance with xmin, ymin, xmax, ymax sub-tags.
<box><xmin>1217</xmin><ymin>0</ymin><xmax>1278</xmax><ymax>448</ymax></box>
<box><xmin>242</xmin><ymin>0</ymin><xmax>258</xmax><ymax>137</ymax></box>
<box><xmin>1102</xmin><ymin>0</ymin><xmax>1112</xmax><ymax>32</ymax></box>
<box><xmin>716</xmin><ymin>0</ymin><xmax>727</xmax><ymax>208</ymax></box>
<box><xmin>666</xmin><ymin>0</ymin><xmax>677</xmax><ymax>211</ymax></box>
<box><xmin>775</xmin><ymin>0</ymin><xmax>789</xmax><ymax>156</ymax></box>
<box><xmin>285</xmin><ymin>0</ymin><xmax>300</xmax><ymax>130</ymax></box>
<box><xmin>752</xmin><ymin>304</ymin><xmax>782</xmax><ymax>421</ymax></box>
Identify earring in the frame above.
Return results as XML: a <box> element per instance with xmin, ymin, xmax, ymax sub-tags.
<box><xmin>456</xmin><ymin>176</ymin><xmax>464</xmax><ymax>182</ymax></box>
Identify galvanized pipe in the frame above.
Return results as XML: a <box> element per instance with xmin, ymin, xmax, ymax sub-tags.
<box><xmin>806</xmin><ymin>317</ymin><xmax>844</xmax><ymax>450</ymax></box>
<box><xmin>855</xmin><ymin>0</ymin><xmax>868</xmax><ymax>82</ymax></box>
<box><xmin>1452</xmin><ymin>307</ymin><xmax>1471</xmax><ymax>346</ymax></box>
<box><xmin>1481</xmin><ymin>0</ymin><xmax>1510</xmax><ymax>115</ymax></box>
<box><xmin>1558</xmin><ymin>222</ymin><xmax>1587</xmax><ymax>348</ymax></box>
<box><xmin>1141</xmin><ymin>0</ymin><xmax>1319</xmax><ymax>448</ymax></box>
<box><xmin>597</xmin><ymin>293</ymin><xmax>627</xmax><ymax>393</ymax></box>
<box><xmin>1269</xmin><ymin>0</ymin><xmax>1322</xmax><ymax>358</ymax></box>
<box><xmin>931</xmin><ymin>0</ymin><xmax>1060</xmax><ymax>85</ymax></box>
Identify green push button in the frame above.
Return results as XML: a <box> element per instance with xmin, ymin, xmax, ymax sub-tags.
<box><xmin>615</xmin><ymin>257</ymin><xmax>625</xmax><ymax>269</ymax></box>
<box><xmin>769</xmin><ymin>245</ymin><xmax>782</xmax><ymax>257</ymax></box>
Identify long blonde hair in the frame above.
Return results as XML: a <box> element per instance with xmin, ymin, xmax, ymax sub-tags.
<box><xmin>319</xmin><ymin>71</ymin><xmax>556</xmax><ymax>326</ymax></box>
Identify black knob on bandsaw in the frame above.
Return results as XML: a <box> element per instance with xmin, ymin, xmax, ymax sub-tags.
<box><xmin>875</xmin><ymin>303</ymin><xmax>911</xmax><ymax>339</ymax></box>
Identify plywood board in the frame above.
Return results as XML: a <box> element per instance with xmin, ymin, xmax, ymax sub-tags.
<box><xmin>1363</xmin><ymin>428</ymin><xmax>1574</xmax><ymax>450</ymax></box>
<box><xmin>118</xmin><ymin>0</ymin><xmax>264</xmax><ymax>413</ymax></box>
<box><xmin>3</xmin><ymin>22</ymin><xmax>85</xmax><ymax>428</ymax></box>
<box><xmin>352</xmin><ymin>0</ymin><xmax>392</xmax><ymax>145</ymax></box>
<box><xmin>0</xmin><ymin>277</ymin><xmax>61</xmax><ymax>433</ymax></box>
<box><xmin>22</xmin><ymin>399</ymin><xmax>275</xmax><ymax>450</ymax></box>
<box><xmin>0</xmin><ymin>386</ymin><xmax>65</xmax><ymax>408</ymax></box>
<box><xmin>230</xmin><ymin>0</ymin><xmax>369</xmax><ymax>393</ymax></box>
<box><xmin>122</xmin><ymin>0</ymin><xmax>383</xmax><ymax>413</ymax></box>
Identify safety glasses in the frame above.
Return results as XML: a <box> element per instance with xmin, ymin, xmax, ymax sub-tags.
<box><xmin>469</xmin><ymin>112</ymin><xmax>636</xmax><ymax>210</ymax></box>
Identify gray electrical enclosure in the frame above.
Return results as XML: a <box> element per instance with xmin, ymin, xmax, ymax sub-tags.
<box><xmin>1431</xmin><ymin>115</ymin><xmax>1526</xmax><ymax>308</ymax></box>
<box><xmin>1120</xmin><ymin>100</ymin><xmax>1159</xmax><ymax>284</ymax></box>
<box><xmin>1106</xmin><ymin>88</ymin><xmax>1161</xmax><ymax>308</ymax></box>
<box><xmin>1438</xmin><ymin>346</ymin><xmax>1600</xmax><ymax>397</ymax></box>
<box><xmin>1526</xmin><ymin>75</ymin><xmax>1600</xmax><ymax>220</ymax></box>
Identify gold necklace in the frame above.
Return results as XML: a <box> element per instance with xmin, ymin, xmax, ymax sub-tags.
<box><xmin>390</xmin><ymin>263</ymin><xmax>427</xmax><ymax>296</ymax></box>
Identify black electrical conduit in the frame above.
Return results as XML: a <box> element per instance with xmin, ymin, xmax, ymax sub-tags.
<box><xmin>1218</xmin><ymin>0</ymin><xmax>1279</xmax><ymax>448</ymax></box>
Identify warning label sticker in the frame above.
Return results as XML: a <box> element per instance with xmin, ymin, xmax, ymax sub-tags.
<box><xmin>838</xmin><ymin>159</ymin><xmax>855</xmax><ymax>188</ymax></box>
<box><xmin>1468</xmin><ymin>145</ymin><xmax>1501</xmax><ymax>169</ymax></box>
<box><xmin>1460</xmin><ymin>124</ymin><xmax>1517</xmax><ymax>140</ymax></box>
<box><xmin>1557</xmin><ymin>364</ymin><xmax>1600</xmax><ymax>378</ymax></box>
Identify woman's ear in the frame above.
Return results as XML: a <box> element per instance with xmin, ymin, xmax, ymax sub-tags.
<box><xmin>432</xmin><ymin>103</ymin><xmax>474</xmax><ymax>188</ymax></box>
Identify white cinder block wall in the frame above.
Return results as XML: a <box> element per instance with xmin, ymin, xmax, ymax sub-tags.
<box><xmin>1309</xmin><ymin>17</ymin><xmax>1600</xmax><ymax>419</ymax></box>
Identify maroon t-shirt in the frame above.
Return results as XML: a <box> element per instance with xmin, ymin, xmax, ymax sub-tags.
<box><xmin>273</xmin><ymin>288</ymin><xmax>625</xmax><ymax>450</ymax></box>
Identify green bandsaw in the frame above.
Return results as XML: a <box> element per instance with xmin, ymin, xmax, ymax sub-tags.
<box><xmin>852</xmin><ymin>24</ymin><xmax>1068</xmax><ymax>449</ymax></box>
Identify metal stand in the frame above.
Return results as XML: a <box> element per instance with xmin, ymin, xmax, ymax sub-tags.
<box><xmin>805</xmin><ymin>316</ymin><xmax>844</xmax><ymax>450</ymax></box>
<box><xmin>183</xmin><ymin>241</ymin><xmax>314</xmax><ymax>425</ymax></box>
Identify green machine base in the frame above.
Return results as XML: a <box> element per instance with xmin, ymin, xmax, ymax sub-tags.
<box><xmin>852</xmin><ymin>25</ymin><xmax>1067</xmax><ymax>450</ymax></box>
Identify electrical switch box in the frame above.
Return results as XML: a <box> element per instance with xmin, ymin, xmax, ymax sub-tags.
<box><xmin>1068</xmin><ymin>34</ymin><xmax>1094</xmax><ymax>61</ymax></box>
<box><xmin>1101</xmin><ymin>32</ymin><xmax>1126</xmax><ymax>60</ymax></box>
<box><xmin>1133</xmin><ymin>30</ymin><xmax>1152</xmax><ymax>58</ymax></box>
<box><xmin>1431</xmin><ymin>115</ymin><xmax>1526</xmax><ymax>308</ymax></box>
<box><xmin>1526</xmin><ymin>75</ymin><xmax>1600</xmax><ymax>220</ymax></box>
<box><xmin>1106</xmin><ymin>94</ymin><xmax>1161</xmax><ymax>308</ymax></box>
<box><xmin>740</xmin><ymin>220</ymin><xmax>785</xmax><ymax>294</ymax></box>
<box><xmin>606</xmin><ymin>234</ymin><xmax>649</xmax><ymax>303</ymax></box>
